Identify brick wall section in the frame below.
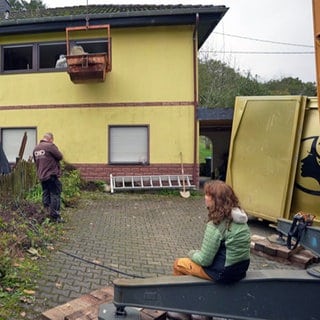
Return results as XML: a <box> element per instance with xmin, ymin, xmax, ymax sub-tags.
<box><xmin>73</xmin><ymin>163</ymin><xmax>199</xmax><ymax>186</ymax></box>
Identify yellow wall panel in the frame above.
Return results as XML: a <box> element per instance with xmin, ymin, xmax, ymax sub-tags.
<box><xmin>1</xmin><ymin>106</ymin><xmax>195</xmax><ymax>164</ymax></box>
<box><xmin>0</xmin><ymin>26</ymin><xmax>194</xmax><ymax>105</ymax></box>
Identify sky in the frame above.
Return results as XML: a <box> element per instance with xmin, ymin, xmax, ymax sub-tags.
<box><xmin>42</xmin><ymin>0</ymin><xmax>317</xmax><ymax>83</ymax></box>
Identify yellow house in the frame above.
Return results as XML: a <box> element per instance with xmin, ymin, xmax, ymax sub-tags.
<box><xmin>0</xmin><ymin>3</ymin><xmax>227</xmax><ymax>186</ymax></box>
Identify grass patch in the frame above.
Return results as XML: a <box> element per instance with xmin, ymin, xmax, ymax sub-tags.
<box><xmin>199</xmin><ymin>136</ymin><xmax>212</xmax><ymax>163</ymax></box>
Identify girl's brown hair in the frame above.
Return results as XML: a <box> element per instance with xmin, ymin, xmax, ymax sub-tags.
<box><xmin>204</xmin><ymin>180</ymin><xmax>240</xmax><ymax>225</ymax></box>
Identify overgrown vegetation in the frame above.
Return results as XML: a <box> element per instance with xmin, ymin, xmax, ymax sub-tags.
<box><xmin>7</xmin><ymin>0</ymin><xmax>46</xmax><ymax>11</ymax></box>
<box><xmin>199</xmin><ymin>136</ymin><xmax>212</xmax><ymax>163</ymax></box>
<box><xmin>0</xmin><ymin>162</ymin><xmax>82</xmax><ymax>320</ymax></box>
<box><xmin>199</xmin><ymin>58</ymin><xmax>317</xmax><ymax>108</ymax></box>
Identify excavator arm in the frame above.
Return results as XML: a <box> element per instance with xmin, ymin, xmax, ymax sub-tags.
<box><xmin>313</xmin><ymin>0</ymin><xmax>320</xmax><ymax>113</ymax></box>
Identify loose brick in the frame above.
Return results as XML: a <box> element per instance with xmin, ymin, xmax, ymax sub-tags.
<box><xmin>251</xmin><ymin>234</ymin><xmax>266</xmax><ymax>242</ymax></box>
<box><xmin>140</xmin><ymin>309</ymin><xmax>167</xmax><ymax>320</ymax></box>
<box><xmin>263</xmin><ymin>244</ymin><xmax>278</xmax><ymax>256</ymax></box>
<box><xmin>299</xmin><ymin>249</ymin><xmax>318</xmax><ymax>262</ymax></box>
<box><xmin>254</xmin><ymin>239</ymin><xmax>269</xmax><ymax>252</ymax></box>
<box><xmin>90</xmin><ymin>287</ymin><xmax>114</xmax><ymax>302</ymax></box>
<box><xmin>276</xmin><ymin>245</ymin><xmax>291</xmax><ymax>259</ymax></box>
<box><xmin>64</xmin><ymin>305</ymin><xmax>99</xmax><ymax>320</ymax></box>
<box><xmin>41</xmin><ymin>287</ymin><xmax>114</xmax><ymax>320</ymax></box>
<box><xmin>289</xmin><ymin>253</ymin><xmax>313</xmax><ymax>269</ymax></box>
<box><xmin>41</xmin><ymin>308</ymin><xmax>68</xmax><ymax>320</ymax></box>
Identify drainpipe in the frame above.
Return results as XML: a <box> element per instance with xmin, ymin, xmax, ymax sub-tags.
<box><xmin>193</xmin><ymin>13</ymin><xmax>199</xmax><ymax>187</ymax></box>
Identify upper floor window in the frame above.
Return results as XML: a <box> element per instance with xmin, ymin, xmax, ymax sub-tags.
<box><xmin>0</xmin><ymin>39</ymin><xmax>109</xmax><ymax>74</ymax></box>
<box><xmin>3</xmin><ymin>45</ymin><xmax>33</xmax><ymax>71</ymax></box>
<box><xmin>39</xmin><ymin>42</ymin><xmax>66</xmax><ymax>70</ymax></box>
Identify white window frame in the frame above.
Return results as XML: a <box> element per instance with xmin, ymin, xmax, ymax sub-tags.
<box><xmin>109</xmin><ymin>125</ymin><xmax>149</xmax><ymax>164</ymax></box>
<box><xmin>1</xmin><ymin>128</ymin><xmax>37</xmax><ymax>163</ymax></box>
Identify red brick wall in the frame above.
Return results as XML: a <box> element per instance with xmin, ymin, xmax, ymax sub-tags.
<box><xmin>73</xmin><ymin>163</ymin><xmax>199</xmax><ymax>186</ymax></box>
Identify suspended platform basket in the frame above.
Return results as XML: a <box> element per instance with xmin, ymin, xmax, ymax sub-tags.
<box><xmin>66</xmin><ymin>53</ymin><xmax>107</xmax><ymax>83</ymax></box>
<box><xmin>66</xmin><ymin>24</ymin><xmax>111</xmax><ymax>84</ymax></box>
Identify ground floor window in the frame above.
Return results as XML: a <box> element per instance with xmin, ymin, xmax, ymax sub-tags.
<box><xmin>1</xmin><ymin>128</ymin><xmax>36</xmax><ymax>163</ymax></box>
<box><xmin>109</xmin><ymin>125</ymin><xmax>149</xmax><ymax>164</ymax></box>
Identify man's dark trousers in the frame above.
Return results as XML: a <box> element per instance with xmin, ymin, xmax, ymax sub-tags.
<box><xmin>41</xmin><ymin>175</ymin><xmax>62</xmax><ymax>219</ymax></box>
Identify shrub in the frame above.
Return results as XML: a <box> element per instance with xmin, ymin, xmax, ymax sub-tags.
<box><xmin>26</xmin><ymin>161</ymin><xmax>82</xmax><ymax>207</ymax></box>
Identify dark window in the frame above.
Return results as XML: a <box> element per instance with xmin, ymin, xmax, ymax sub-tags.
<box><xmin>1</xmin><ymin>39</ymin><xmax>110</xmax><ymax>73</ymax></box>
<box><xmin>3</xmin><ymin>45</ymin><xmax>33</xmax><ymax>71</ymax></box>
<box><xmin>39</xmin><ymin>43</ymin><xmax>67</xmax><ymax>69</ymax></box>
<box><xmin>76</xmin><ymin>40</ymin><xmax>108</xmax><ymax>54</ymax></box>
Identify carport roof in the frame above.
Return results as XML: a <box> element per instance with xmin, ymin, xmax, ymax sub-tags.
<box><xmin>198</xmin><ymin>107</ymin><xmax>234</xmax><ymax>132</ymax></box>
<box><xmin>198</xmin><ymin>107</ymin><xmax>234</xmax><ymax>121</ymax></box>
<box><xmin>0</xmin><ymin>4</ymin><xmax>228</xmax><ymax>49</ymax></box>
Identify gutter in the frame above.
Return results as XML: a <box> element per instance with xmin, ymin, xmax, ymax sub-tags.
<box><xmin>193</xmin><ymin>13</ymin><xmax>199</xmax><ymax>186</ymax></box>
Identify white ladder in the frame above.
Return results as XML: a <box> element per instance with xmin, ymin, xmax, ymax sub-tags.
<box><xmin>110</xmin><ymin>174</ymin><xmax>195</xmax><ymax>193</ymax></box>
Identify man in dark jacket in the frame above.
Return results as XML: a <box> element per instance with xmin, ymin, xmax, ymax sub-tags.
<box><xmin>33</xmin><ymin>133</ymin><xmax>63</xmax><ymax>222</ymax></box>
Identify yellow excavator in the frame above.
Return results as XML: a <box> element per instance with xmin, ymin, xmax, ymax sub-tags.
<box><xmin>98</xmin><ymin>2</ymin><xmax>320</xmax><ymax>319</ymax></box>
<box><xmin>314</xmin><ymin>0</ymin><xmax>320</xmax><ymax>113</ymax></box>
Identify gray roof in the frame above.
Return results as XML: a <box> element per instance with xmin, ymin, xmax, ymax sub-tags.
<box><xmin>197</xmin><ymin>107</ymin><xmax>234</xmax><ymax>121</ymax></box>
<box><xmin>0</xmin><ymin>4</ymin><xmax>228</xmax><ymax>49</ymax></box>
<box><xmin>0</xmin><ymin>0</ymin><xmax>9</xmax><ymax>13</ymax></box>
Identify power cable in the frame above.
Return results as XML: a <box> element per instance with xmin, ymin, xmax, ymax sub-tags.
<box><xmin>213</xmin><ymin>32</ymin><xmax>314</xmax><ymax>48</ymax></box>
<box><xmin>58</xmin><ymin>249</ymin><xmax>145</xmax><ymax>279</ymax></box>
<box><xmin>201</xmin><ymin>50</ymin><xmax>314</xmax><ymax>55</ymax></box>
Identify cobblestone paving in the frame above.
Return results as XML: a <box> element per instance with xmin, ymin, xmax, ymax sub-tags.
<box><xmin>27</xmin><ymin>193</ymin><xmax>299</xmax><ymax>319</ymax></box>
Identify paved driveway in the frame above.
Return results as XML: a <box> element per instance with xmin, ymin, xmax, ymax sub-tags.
<box><xmin>28</xmin><ymin>193</ymin><xmax>298</xmax><ymax>319</ymax></box>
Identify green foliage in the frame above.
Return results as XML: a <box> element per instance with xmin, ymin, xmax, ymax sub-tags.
<box><xmin>0</xmin><ymin>198</ymin><xmax>65</xmax><ymax>319</ymax></box>
<box><xmin>199</xmin><ymin>136</ymin><xmax>212</xmax><ymax>163</ymax></box>
<box><xmin>199</xmin><ymin>58</ymin><xmax>317</xmax><ymax>108</ymax></box>
<box><xmin>0</xmin><ymin>162</ymin><xmax>82</xmax><ymax>319</ymax></box>
<box><xmin>7</xmin><ymin>0</ymin><xmax>46</xmax><ymax>10</ymax></box>
<box><xmin>0</xmin><ymin>254</ymin><xmax>40</xmax><ymax>319</ymax></box>
<box><xmin>264</xmin><ymin>77</ymin><xmax>317</xmax><ymax>96</ymax></box>
<box><xmin>60</xmin><ymin>168</ymin><xmax>81</xmax><ymax>207</ymax></box>
<box><xmin>25</xmin><ymin>184</ymin><xmax>42</xmax><ymax>203</ymax></box>
<box><xmin>26</xmin><ymin>162</ymin><xmax>82</xmax><ymax>207</ymax></box>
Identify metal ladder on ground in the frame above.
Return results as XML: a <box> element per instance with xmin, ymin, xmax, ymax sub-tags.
<box><xmin>110</xmin><ymin>174</ymin><xmax>195</xmax><ymax>193</ymax></box>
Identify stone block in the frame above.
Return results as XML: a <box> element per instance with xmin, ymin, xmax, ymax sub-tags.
<box><xmin>276</xmin><ymin>245</ymin><xmax>291</xmax><ymax>259</ymax></box>
<box><xmin>263</xmin><ymin>243</ymin><xmax>278</xmax><ymax>257</ymax></box>
<box><xmin>251</xmin><ymin>234</ymin><xmax>266</xmax><ymax>242</ymax></box>
<box><xmin>140</xmin><ymin>309</ymin><xmax>167</xmax><ymax>320</ymax></box>
<box><xmin>41</xmin><ymin>286</ymin><xmax>113</xmax><ymax>320</ymax></box>
<box><xmin>289</xmin><ymin>253</ymin><xmax>313</xmax><ymax>269</ymax></box>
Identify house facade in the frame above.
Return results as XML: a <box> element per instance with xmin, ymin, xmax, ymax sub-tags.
<box><xmin>0</xmin><ymin>2</ymin><xmax>227</xmax><ymax>186</ymax></box>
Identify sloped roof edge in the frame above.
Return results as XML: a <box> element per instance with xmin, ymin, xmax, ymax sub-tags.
<box><xmin>0</xmin><ymin>4</ymin><xmax>228</xmax><ymax>49</ymax></box>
